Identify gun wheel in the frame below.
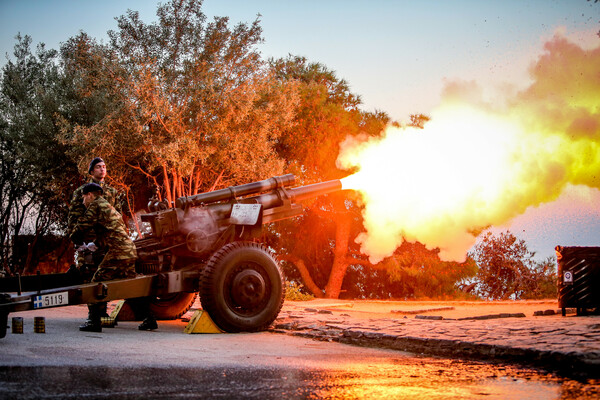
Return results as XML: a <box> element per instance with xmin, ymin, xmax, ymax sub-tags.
<box><xmin>200</xmin><ymin>241</ymin><xmax>285</xmax><ymax>332</ymax></box>
<box><xmin>150</xmin><ymin>292</ymin><xmax>198</xmax><ymax>320</ymax></box>
<box><xmin>119</xmin><ymin>292</ymin><xmax>197</xmax><ymax>321</ymax></box>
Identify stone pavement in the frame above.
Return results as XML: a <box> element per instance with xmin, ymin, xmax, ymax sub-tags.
<box><xmin>271</xmin><ymin>299</ymin><xmax>600</xmax><ymax>379</ymax></box>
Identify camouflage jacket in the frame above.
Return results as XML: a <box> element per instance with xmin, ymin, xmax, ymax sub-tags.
<box><xmin>67</xmin><ymin>179</ymin><xmax>120</xmax><ymax>236</ymax></box>
<box><xmin>70</xmin><ymin>196</ymin><xmax>137</xmax><ymax>261</ymax></box>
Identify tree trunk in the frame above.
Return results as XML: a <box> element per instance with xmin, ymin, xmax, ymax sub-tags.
<box><xmin>281</xmin><ymin>255</ymin><xmax>324</xmax><ymax>298</ymax></box>
<box><xmin>23</xmin><ymin>234</ymin><xmax>39</xmax><ymax>275</ymax></box>
<box><xmin>171</xmin><ymin>169</ymin><xmax>178</xmax><ymax>200</ymax></box>
<box><xmin>125</xmin><ymin>189</ymin><xmax>142</xmax><ymax>238</ymax></box>
<box><xmin>323</xmin><ymin>213</ymin><xmax>351</xmax><ymax>299</ymax></box>
<box><xmin>162</xmin><ymin>163</ymin><xmax>173</xmax><ymax>206</ymax></box>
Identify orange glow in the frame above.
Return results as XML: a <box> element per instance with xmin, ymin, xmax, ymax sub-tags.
<box><xmin>338</xmin><ymin>33</ymin><xmax>600</xmax><ymax>262</ymax></box>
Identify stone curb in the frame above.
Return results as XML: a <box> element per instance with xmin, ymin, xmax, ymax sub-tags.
<box><xmin>271</xmin><ymin>308</ymin><xmax>600</xmax><ymax>379</ymax></box>
<box><xmin>414</xmin><ymin>312</ymin><xmax>527</xmax><ymax>320</ymax></box>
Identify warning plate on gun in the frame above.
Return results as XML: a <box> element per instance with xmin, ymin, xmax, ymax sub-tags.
<box><xmin>230</xmin><ymin>204</ymin><xmax>262</xmax><ymax>225</ymax></box>
<box><xmin>34</xmin><ymin>292</ymin><xmax>69</xmax><ymax>309</ymax></box>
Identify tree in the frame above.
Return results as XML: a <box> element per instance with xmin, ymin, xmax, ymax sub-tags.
<box><xmin>59</xmin><ymin>0</ymin><xmax>298</xmax><ymax>219</ymax></box>
<box><xmin>469</xmin><ymin>231</ymin><xmax>556</xmax><ymax>299</ymax></box>
<box><xmin>383</xmin><ymin>241</ymin><xmax>477</xmax><ymax>299</ymax></box>
<box><xmin>268</xmin><ymin>66</ymin><xmax>469</xmax><ymax>300</ymax></box>
<box><xmin>272</xmin><ymin>197</ymin><xmax>366</xmax><ymax>298</ymax></box>
<box><xmin>270</xmin><ymin>55</ymin><xmax>390</xmax><ymax>298</ymax></box>
<box><xmin>331</xmin><ymin>240</ymin><xmax>476</xmax><ymax>300</ymax></box>
<box><xmin>409</xmin><ymin>113</ymin><xmax>430</xmax><ymax>129</ymax></box>
<box><xmin>0</xmin><ymin>35</ymin><xmax>79</xmax><ymax>274</ymax></box>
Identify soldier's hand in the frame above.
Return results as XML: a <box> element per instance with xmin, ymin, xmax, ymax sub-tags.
<box><xmin>86</xmin><ymin>242</ymin><xmax>98</xmax><ymax>252</ymax></box>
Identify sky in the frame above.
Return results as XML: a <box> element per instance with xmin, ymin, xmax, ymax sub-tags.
<box><xmin>1</xmin><ymin>0</ymin><xmax>599</xmax><ymax>260</ymax></box>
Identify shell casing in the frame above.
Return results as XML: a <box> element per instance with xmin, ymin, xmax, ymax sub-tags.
<box><xmin>33</xmin><ymin>316</ymin><xmax>45</xmax><ymax>333</ymax></box>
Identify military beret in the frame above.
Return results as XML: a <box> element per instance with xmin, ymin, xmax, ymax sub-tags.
<box><xmin>82</xmin><ymin>182</ymin><xmax>104</xmax><ymax>195</ymax></box>
<box><xmin>88</xmin><ymin>157</ymin><xmax>104</xmax><ymax>174</ymax></box>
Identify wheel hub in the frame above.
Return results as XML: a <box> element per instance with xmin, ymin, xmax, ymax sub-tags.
<box><xmin>231</xmin><ymin>269</ymin><xmax>266</xmax><ymax>308</ymax></box>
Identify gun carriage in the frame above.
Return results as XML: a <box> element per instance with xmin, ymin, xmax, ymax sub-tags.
<box><xmin>0</xmin><ymin>174</ymin><xmax>342</xmax><ymax>337</ymax></box>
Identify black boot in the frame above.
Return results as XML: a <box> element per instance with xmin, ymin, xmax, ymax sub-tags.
<box><xmin>79</xmin><ymin>320</ymin><xmax>102</xmax><ymax>332</ymax></box>
<box><xmin>85</xmin><ymin>304</ymin><xmax>94</xmax><ymax>321</ymax></box>
<box><xmin>80</xmin><ymin>304</ymin><xmax>102</xmax><ymax>332</ymax></box>
<box><xmin>138</xmin><ymin>316</ymin><xmax>158</xmax><ymax>331</ymax></box>
<box><xmin>99</xmin><ymin>301</ymin><xmax>109</xmax><ymax>318</ymax></box>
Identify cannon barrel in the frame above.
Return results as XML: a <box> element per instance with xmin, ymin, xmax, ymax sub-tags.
<box><xmin>213</xmin><ymin>178</ymin><xmax>342</xmax><ymax>218</ymax></box>
<box><xmin>180</xmin><ymin>178</ymin><xmax>343</xmax><ymax>223</ymax></box>
<box><xmin>176</xmin><ymin>174</ymin><xmax>296</xmax><ymax>209</ymax></box>
<box><xmin>286</xmin><ymin>179</ymin><xmax>342</xmax><ymax>202</ymax></box>
<box><xmin>139</xmin><ymin>176</ymin><xmax>344</xmax><ymax>259</ymax></box>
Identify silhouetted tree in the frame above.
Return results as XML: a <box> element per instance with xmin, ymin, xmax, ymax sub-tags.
<box><xmin>270</xmin><ymin>55</ymin><xmax>390</xmax><ymax>298</ymax></box>
<box><xmin>0</xmin><ymin>35</ymin><xmax>79</xmax><ymax>274</ymax></box>
<box><xmin>469</xmin><ymin>231</ymin><xmax>556</xmax><ymax>299</ymax></box>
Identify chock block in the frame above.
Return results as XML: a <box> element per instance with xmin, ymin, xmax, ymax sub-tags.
<box><xmin>109</xmin><ymin>300</ymin><xmax>126</xmax><ymax>319</ymax></box>
<box><xmin>100</xmin><ymin>300</ymin><xmax>125</xmax><ymax>327</ymax></box>
<box><xmin>184</xmin><ymin>310</ymin><xmax>223</xmax><ymax>334</ymax></box>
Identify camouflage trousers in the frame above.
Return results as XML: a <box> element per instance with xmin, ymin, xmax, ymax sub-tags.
<box><xmin>91</xmin><ymin>258</ymin><xmax>137</xmax><ymax>282</ymax></box>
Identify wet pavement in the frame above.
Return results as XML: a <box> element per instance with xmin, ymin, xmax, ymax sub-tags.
<box><xmin>2</xmin><ymin>300</ymin><xmax>600</xmax><ymax>398</ymax></box>
<box><xmin>271</xmin><ymin>299</ymin><xmax>600</xmax><ymax>379</ymax></box>
<box><xmin>2</xmin><ymin>358</ymin><xmax>594</xmax><ymax>399</ymax></box>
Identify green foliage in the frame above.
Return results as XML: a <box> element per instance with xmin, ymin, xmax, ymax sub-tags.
<box><xmin>469</xmin><ymin>231</ymin><xmax>557</xmax><ymax>300</ymax></box>
<box><xmin>340</xmin><ymin>241</ymin><xmax>478</xmax><ymax>299</ymax></box>
<box><xmin>387</xmin><ymin>241</ymin><xmax>478</xmax><ymax>299</ymax></box>
<box><xmin>285</xmin><ymin>280</ymin><xmax>315</xmax><ymax>301</ymax></box>
<box><xmin>0</xmin><ymin>35</ymin><xmax>80</xmax><ymax>273</ymax></box>
<box><xmin>271</xmin><ymin>55</ymin><xmax>388</xmax><ymax>181</ymax></box>
<box><xmin>1</xmin><ymin>0</ymin><xmax>487</xmax><ymax>301</ymax></box>
<box><xmin>268</xmin><ymin>55</ymin><xmax>390</xmax><ymax>298</ymax></box>
<box><xmin>60</xmin><ymin>0</ymin><xmax>299</xmax><ymax>210</ymax></box>
<box><xmin>275</xmin><ymin>209</ymin><xmax>337</xmax><ymax>289</ymax></box>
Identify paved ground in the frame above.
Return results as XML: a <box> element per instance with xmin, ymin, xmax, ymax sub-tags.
<box><xmin>271</xmin><ymin>299</ymin><xmax>600</xmax><ymax>379</ymax></box>
<box><xmin>7</xmin><ymin>297</ymin><xmax>599</xmax><ymax>381</ymax></box>
<box><xmin>6</xmin><ymin>303</ymin><xmax>599</xmax><ymax>400</ymax></box>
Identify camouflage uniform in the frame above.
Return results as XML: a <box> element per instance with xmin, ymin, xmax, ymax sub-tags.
<box><xmin>72</xmin><ymin>194</ymin><xmax>138</xmax><ymax>332</ymax></box>
<box><xmin>68</xmin><ymin>179</ymin><xmax>120</xmax><ymax>276</ymax></box>
<box><xmin>68</xmin><ymin>178</ymin><xmax>120</xmax><ymax>237</ymax></box>
<box><xmin>71</xmin><ymin>195</ymin><xmax>137</xmax><ymax>282</ymax></box>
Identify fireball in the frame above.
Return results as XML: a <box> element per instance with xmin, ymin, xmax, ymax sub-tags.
<box><xmin>338</xmin><ymin>33</ymin><xmax>600</xmax><ymax>262</ymax></box>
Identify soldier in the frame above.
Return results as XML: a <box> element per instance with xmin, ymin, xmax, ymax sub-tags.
<box><xmin>67</xmin><ymin>157</ymin><xmax>120</xmax><ymax>323</ymax></box>
<box><xmin>71</xmin><ymin>182</ymin><xmax>156</xmax><ymax>332</ymax></box>
<box><xmin>68</xmin><ymin>157</ymin><xmax>121</xmax><ymax>280</ymax></box>
<box><xmin>68</xmin><ymin>157</ymin><xmax>120</xmax><ymax>235</ymax></box>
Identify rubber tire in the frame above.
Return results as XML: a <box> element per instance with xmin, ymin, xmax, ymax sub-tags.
<box><xmin>119</xmin><ymin>292</ymin><xmax>197</xmax><ymax>321</ymax></box>
<box><xmin>200</xmin><ymin>242</ymin><xmax>285</xmax><ymax>333</ymax></box>
<box><xmin>150</xmin><ymin>292</ymin><xmax>198</xmax><ymax>320</ymax></box>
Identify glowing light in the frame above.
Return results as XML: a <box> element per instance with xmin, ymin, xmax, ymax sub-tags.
<box><xmin>338</xmin><ymin>33</ymin><xmax>600</xmax><ymax>262</ymax></box>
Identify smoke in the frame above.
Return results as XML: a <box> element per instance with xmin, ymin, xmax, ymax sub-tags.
<box><xmin>338</xmin><ymin>32</ymin><xmax>600</xmax><ymax>262</ymax></box>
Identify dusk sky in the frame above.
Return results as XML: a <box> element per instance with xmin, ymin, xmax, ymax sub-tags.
<box><xmin>1</xmin><ymin>0</ymin><xmax>599</xmax><ymax>260</ymax></box>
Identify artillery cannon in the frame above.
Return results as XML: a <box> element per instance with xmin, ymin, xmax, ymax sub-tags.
<box><xmin>0</xmin><ymin>175</ymin><xmax>342</xmax><ymax>337</ymax></box>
